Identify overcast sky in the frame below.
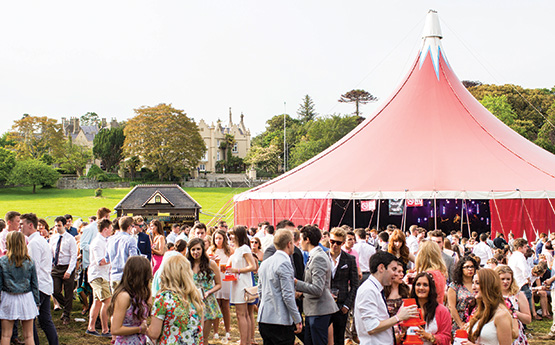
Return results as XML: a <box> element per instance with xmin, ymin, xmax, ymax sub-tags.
<box><xmin>1</xmin><ymin>1</ymin><xmax>553</xmax><ymax>137</ymax></box>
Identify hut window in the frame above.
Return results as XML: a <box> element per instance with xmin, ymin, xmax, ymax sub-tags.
<box><xmin>155</xmin><ymin>195</ymin><xmax>161</xmax><ymax>204</ymax></box>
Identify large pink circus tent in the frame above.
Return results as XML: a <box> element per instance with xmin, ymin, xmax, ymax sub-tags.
<box><xmin>234</xmin><ymin>10</ymin><xmax>555</xmax><ymax>240</ymax></box>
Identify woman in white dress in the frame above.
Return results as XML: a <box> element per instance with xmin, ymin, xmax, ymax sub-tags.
<box><xmin>464</xmin><ymin>269</ymin><xmax>514</xmax><ymax>345</ymax></box>
<box><xmin>208</xmin><ymin>230</ymin><xmax>234</xmax><ymax>343</ymax></box>
<box><xmin>227</xmin><ymin>226</ymin><xmax>256</xmax><ymax>345</ymax></box>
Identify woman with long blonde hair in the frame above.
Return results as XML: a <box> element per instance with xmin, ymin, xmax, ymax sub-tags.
<box><xmin>415</xmin><ymin>240</ymin><xmax>448</xmax><ymax>304</ymax></box>
<box><xmin>495</xmin><ymin>265</ymin><xmax>531</xmax><ymax>345</ymax></box>
<box><xmin>466</xmin><ymin>269</ymin><xmax>513</xmax><ymax>345</ymax></box>
<box><xmin>0</xmin><ymin>231</ymin><xmax>39</xmax><ymax>345</ymax></box>
<box><xmin>148</xmin><ymin>255</ymin><xmax>204</xmax><ymax>345</ymax></box>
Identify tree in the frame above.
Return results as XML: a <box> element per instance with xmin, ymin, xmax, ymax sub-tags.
<box><xmin>56</xmin><ymin>138</ymin><xmax>93</xmax><ymax>177</ymax></box>
<box><xmin>93</xmin><ymin>127</ymin><xmax>125</xmax><ymax>172</ymax></box>
<box><xmin>80</xmin><ymin>112</ymin><xmax>100</xmax><ymax>126</ymax></box>
<box><xmin>8</xmin><ymin>115</ymin><xmax>65</xmax><ymax>160</ymax></box>
<box><xmin>0</xmin><ymin>148</ymin><xmax>16</xmax><ymax>184</ymax></box>
<box><xmin>244</xmin><ymin>144</ymin><xmax>282</xmax><ymax>174</ymax></box>
<box><xmin>297</xmin><ymin>95</ymin><xmax>317</xmax><ymax>123</ymax></box>
<box><xmin>7</xmin><ymin>159</ymin><xmax>60</xmax><ymax>193</ymax></box>
<box><xmin>122</xmin><ymin>156</ymin><xmax>141</xmax><ymax>180</ymax></box>
<box><xmin>535</xmin><ymin>101</ymin><xmax>555</xmax><ymax>154</ymax></box>
<box><xmin>218</xmin><ymin>134</ymin><xmax>236</xmax><ymax>163</ymax></box>
<box><xmin>338</xmin><ymin>89</ymin><xmax>377</xmax><ymax>116</ymax></box>
<box><xmin>123</xmin><ymin>103</ymin><xmax>206</xmax><ymax>181</ymax></box>
<box><xmin>0</xmin><ymin>133</ymin><xmax>15</xmax><ymax>148</ymax></box>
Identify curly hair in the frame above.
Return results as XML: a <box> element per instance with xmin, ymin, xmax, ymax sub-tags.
<box><xmin>388</xmin><ymin>229</ymin><xmax>410</xmax><ymax>265</ymax></box>
<box><xmin>452</xmin><ymin>256</ymin><xmax>479</xmax><ymax>286</ymax></box>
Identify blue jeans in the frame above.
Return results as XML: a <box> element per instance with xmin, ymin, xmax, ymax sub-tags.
<box><xmin>305</xmin><ymin>314</ymin><xmax>332</xmax><ymax>345</ymax></box>
<box><xmin>520</xmin><ymin>284</ymin><xmax>533</xmax><ymax>314</ymax></box>
<box><xmin>33</xmin><ymin>291</ymin><xmax>59</xmax><ymax>345</ymax></box>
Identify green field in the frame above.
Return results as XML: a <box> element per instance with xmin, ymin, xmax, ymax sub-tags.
<box><xmin>0</xmin><ymin>186</ymin><xmax>249</xmax><ymax>225</ymax></box>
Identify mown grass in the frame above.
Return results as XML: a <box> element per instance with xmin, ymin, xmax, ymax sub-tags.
<box><xmin>0</xmin><ymin>186</ymin><xmax>249</xmax><ymax>224</ymax></box>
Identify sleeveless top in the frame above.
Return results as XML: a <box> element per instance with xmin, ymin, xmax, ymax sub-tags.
<box><xmin>473</xmin><ymin>318</ymin><xmax>499</xmax><ymax>345</ymax></box>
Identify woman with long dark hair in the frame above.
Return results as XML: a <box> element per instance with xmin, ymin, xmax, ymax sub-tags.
<box><xmin>150</xmin><ymin>220</ymin><xmax>166</xmax><ymax>274</ymax></box>
<box><xmin>108</xmin><ymin>256</ymin><xmax>153</xmax><ymax>345</ymax></box>
<box><xmin>187</xmin><ymin>238</ymin><xmax>222</xmax><ymax>342</ymax></box>
<box><xmin>465</xmin><ymin>269</ymin><xmax>513</xmax><ymax>345</ymax></box>
<box><xmin>409</xmin><ymin>272</ymin><xmax>451</xmax><ymax>345</ymax></box>
<box><xmin>228</xmin><ymin>226</ymin><xmax>256</xmax><ymax>345</ymax></box>
<box><xmin>447</xmin><ymin>256</ymin><xmax>478</xmax><ymax>334</ymax></box>
<box><xmin>208</xmin><ymin>230</ymin><xmax>234</xmax><ymax>343</ymax></box>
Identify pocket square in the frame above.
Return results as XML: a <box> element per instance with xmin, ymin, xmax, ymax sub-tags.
<box><xmin>340</xmin><ymin>264</ymin><xmax>348</xmax><ymax>269</ymax></box>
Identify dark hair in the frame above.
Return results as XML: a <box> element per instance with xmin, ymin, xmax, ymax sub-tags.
<box><xmin>428</xmin><ymin>230</ymin><xmax>445</xmax><ymax>239</ymax></box>
<box><xmin>410</xmin><ymin>272</ymin><xmax>439</xmax><ymax>325</ymax></box>
<box><xmin>54</xmin><ymin>216</ymin><xmax>67</xmax><ymax>226</ymax></box>
<box><xmin>5</xmin><ymin>211</ymin><xmax>21</xmax><ymax>222</ymax></box>
<box><xmin>369</xmin><ymin>251</ymin><xmax>399</xmax><ymax>274</ymax></box>
<box><xmin>276</xmin><ymin>219</ymin><xmax>295</xmax><ymax>230</ymax></box>
<box><xmin>479</xmin><ymin>233</ymin><xmax>488</xmax><ymax>242</ymax></box>
<box><xmin>452</xmin><ymin>256</ymin><xmax>479</xmax><ymax>285</ymax></box>
<box><xmin>150</xmin><ymin>219</ymin><xmax>163</xmax><ymax>236</ymax></box>
<box><xmin>97</xmin><ymin>219</ymin><xmax>112</xmax><ymax>232</ymax></box>
<box><xmin>355</xmin><ymin>229</ymin><xmax>367</xmax><ymax>239</ymax></box>
<box><xmin>63</xmin><ymin>214</ymin><xmax>73</xmax><ymax>221</ymax></box>
<box><xmin>192</xmin><ymin>222</ymin><xmax>207</xmax><ymax>232</ymax></box>
<box><xmin>265</xmin><ymin>225</ymin><xmax>275</xmax><ymax>235</ymax></box>
<box><xmin>300</xmin><ymin>225</ymin><xmax>322</xmax><ymax>246</ymax></box>
<box><xmin>232</xmin><ymin>225</ymin><xmax>250</xmax><ymax>247</ymax></box>
<box><xmin>346</xmin><ymin>231</ymin><xmax>356</xmax><ymax>238</ymax></box>
<box><xmin>96</xmin><ymin>207</ymin><xmax>111</xmax><ymax>220</ymax></box>
<box><xmin>112</xmin><ymin>217</ymin><xmax>120</xmax><ymax>231</ymax></box>
<box><xmin>108</xmin><ymin>256</ymin><xmax>152</xmax><ymax>321</ymax></box>
<box><xmin>378</xmin><ymin>231</ymin><xmax>389</xmax><ymax>242</ymax></box>
<box><xmin>20</xmin><ymin>213</ymin><xmax>38</xmax><ymax>229</ymax></box>
<box><xmin>186</xmin><ymin>238</ymin><xmax>211</xmax><ymax>276</ymax></box>
<box><xmin>175</xmin><ymin>239</ymin><xmax>187</xmax><ymax>252</ymax></box>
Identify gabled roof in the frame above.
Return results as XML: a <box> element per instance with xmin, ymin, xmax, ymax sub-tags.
<box><xmin>114</xmin><ymin>184</ymin><xmax>201</xmax><ymax>210</ymax></box>
<box><xmin>236</xmin><ymin>10</ymin><xmax>555</xmax><ymax>202</ymax></box>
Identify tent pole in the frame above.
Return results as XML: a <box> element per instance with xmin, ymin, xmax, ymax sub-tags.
<box><xmin>402</xmin><ymin>191</ymin><xmax>407</xmax><ymax>233</ymax></box>
<box><xmin>353</xmin><ymin>198</ymin><xmax>356</xmax><ymax>229</ymax></box>
<box><xmin>464</xmin><ymin>200</ymin><xmax>471</xmax><ymax>238</ymax></box>
<box><xmin>459</xmin><ymin>199</ymin><xmax>464</xmax><ymax>234</ymax></box>
<box><xmin>433</xmin><ymin>193</ymin><xmax>437</xmax><ymax>230</ymax></box>
<box><xmin>377</xmin><ymin>197</ymin><xmax>381</xmax><ymax>232</ymax></box>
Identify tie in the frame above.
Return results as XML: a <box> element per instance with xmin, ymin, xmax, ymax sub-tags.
<box><xmin>53</xmin><ymin>234</ymin><xmax>63</xmax><ymax>266</ymax></box>
<box><xmin>381</xmin><ymin>290</ymin><xmax>396</xmax><ymax>345</ymax></box>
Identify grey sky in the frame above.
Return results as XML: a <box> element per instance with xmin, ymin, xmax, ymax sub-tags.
<box><xmin>1</xmin><ymin>1</ymin><xmax>553</xmax><ymax>138</ymax></box>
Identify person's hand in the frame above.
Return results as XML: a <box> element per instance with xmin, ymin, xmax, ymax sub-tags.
<box><xmin>63</xmin><ymin>272</ymin><xmax>70</xmax><ymax>280</ymax></box>
<box><xmin>396</xmin><ymin>305</ymin><xmax>418</xmax><ymax>321</ymax></box>
<box><xmin>139</xmin><ymin>320</ymin><xmax>148</xmax><ymax>334</ymax></box>
<box><xmin>295</xmin><ymin>292</ymin><xmax>303</xmax><ymax>299</ymax></box>
<box><xmin>414</xmin><ymin>327</ymin><xmax>431</xmax><ymax>341</ymax></box>
<box><xmin>294</xmin><ymin>323</ymin><xmax>302</xmax><ymax>334</ymax></box>
<box><xmin>461</xmin><ymin>341</ymin><xmax>477</xmax><ymax>345</ymax></box>
<box><xmin>99</xmin><ymin>258</ymin><xmax>107</xmax><ymax>266</ymax></box>
<box><xmin>204</xmin><ymin>291</ymin><xmax>210</xmax><ymax>299</ymax></box>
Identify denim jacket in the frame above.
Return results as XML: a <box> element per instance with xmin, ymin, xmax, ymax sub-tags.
<box><xmin>0</xmin><ymin>256</ymin><xmax>40</xmax><ymax>305</ymax></box>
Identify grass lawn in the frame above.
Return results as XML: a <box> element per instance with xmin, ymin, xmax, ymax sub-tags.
<box><xmin>0</xmin><ymin>186</ymin><xmax>249</xmax><ymax>225</ymax></box>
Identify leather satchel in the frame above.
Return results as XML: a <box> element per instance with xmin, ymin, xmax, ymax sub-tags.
<box><xmin>244</xmin><ymin>286</ymin><xmax>259</xmax><ymax>303</ymax></box>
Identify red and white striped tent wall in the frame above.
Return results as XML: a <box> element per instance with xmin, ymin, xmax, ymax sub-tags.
<box><xmin>234</xmin><ymin>10</ymin><xmax>555</xmax><ymax>239</ymax></box>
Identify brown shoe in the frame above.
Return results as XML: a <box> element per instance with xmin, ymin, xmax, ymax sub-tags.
<box><xmin>538</xmin><ymin>333</ymin><xmax>555</xmax><ymax>340</ymax></box>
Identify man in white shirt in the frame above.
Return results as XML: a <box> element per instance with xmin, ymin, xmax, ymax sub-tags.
<box><xmin>354</xmin><ymin>251</ymin><xmax>418</xmax><ymax>345</ymax></box>
<box><xmin>20</xmin><ymin>213</ymin><xmax>59</xmax><ymax>345</ymax></box>
<box><xmin>86</xmin><ymin>219</ymin><xmax>113</xmax><ymax>337</ymax></box>
<box><xmin>472</xmin><ymin>233</ymin><xmax>493</xmax><ymax>267</ymax></box>
<box><xmin>509</xmin><ymin>238</ymin><xmax>533</xmax><ymax>311</ymax></box>
<box><xmin>0</xmin><ymin>211</ymin><xmax>21</xmax><ymax>256</ymax></box>
<box><xmin>406</xmin><ymin>225</ymin><xmax>419</xmax><ymax>255</ymax></box>
<box><xmin>166</xmin><ymin>223</ymin><xmax>181</xmax><ymax>245</ymax></box>
<box><xmin>261</xmin><ymin>225</ymin><xmax>275</xmax><ymax>253</ymax></box>
<box><xmin>353</xmin><ymin>229</ymin><xmax>376</xmax><ymax>283</ymax></box>
<box><xmin>50</xmin><ymin>216</ymin><xmax>78</xmax><ymax>325</ymax></box>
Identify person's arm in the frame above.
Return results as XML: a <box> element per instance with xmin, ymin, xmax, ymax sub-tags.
<box><xmin>229</xmin><ymin>251</ymin><xmax>256</xmax><ymax>274</ymax></box>
<box><xmin>30</xmin><ymin>262</ymin><xmax>40</xmax><ymax>306</ymax></box>
<box><xmin>295</xmin><ymin>255</ymin><xmax>327</xmax><ymax>296</ymax></box>
<box><xmin>447</xmin><ymin>287</ymin><xmax>464</xmax><ymax>328</ymax></box>
<box><xmin>408</xmin><ymin>252</ymin><xmax>416</xmax><ymax>263</ymax></box>
<box><xmin>277</xmin><ymin>260</ymin><xmax>302</xmax><ymax>325</ymax></box>
<box><xmin>495</xmin><ymin>308</ymin><xmax>515</xmax><ymax>345</ymax></box>
<box><xmin>516</xmin><ymin>291</ymin><xmax>532</xmax><ymax>324</ymax></box>
<box><xmin>147</xmin><ymin>317</ymin><xmax>163</xmax><ymax>341</ymax></box>
<box><xmin>205</xmin><ymin>260</ymin><xmax>222</xmax><ymax>298</ymax></box>
<box><xmin>368</xmin><ymin>305</ymin><xmax>418</xmax><ymax>335</ymax></box>
<box><xmin>66</xmin><ymin>236</ymin><xmax>78</xmax><ymax>278</ymax></box>
<box><xmin>152</xmin><ymin>236</ymin><xmax>166</xmax><ymax>256</ymax></box>
<box><xmin>344</xmin><ymin>255</ymin><xmax>359</xmax><ymax>311</ymax></box>
<box><xmin>111</xmin><ymin>292</ymin><xmax>146</xmax><ymax>336</ymax></box>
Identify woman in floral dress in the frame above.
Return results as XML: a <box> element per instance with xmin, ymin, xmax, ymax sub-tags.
<box><xmin>148</xmin><ymin>255</ymin><xmax>204</xmax><ymax>345</ymax></box>
<box><xmin>496</xmin><ymin>265</ymin><xmax>531</xmax><ymax>345</ymax></box>
<box><xmin>447</xmin><ymin>256</ymin><xmax>478</xmax><ymax>335</ymax></box>
<box><xmin>187</xmin><ymin>238</ymin><xmax>223</xmax><ymax>342</ymax></box>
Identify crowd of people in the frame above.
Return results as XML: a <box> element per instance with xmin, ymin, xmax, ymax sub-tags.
<box><xmin>0</xmin><ymin>208</ymin><xmax>554</xmax><ymax>345</ymax></box>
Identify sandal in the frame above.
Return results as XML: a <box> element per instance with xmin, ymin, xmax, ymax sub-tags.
<box><xmin>534</xmin><ymin>315</ymin><xmax>543</xmax><ymax>320</ymax></box>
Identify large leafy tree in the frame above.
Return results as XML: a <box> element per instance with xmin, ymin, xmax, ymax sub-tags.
<box><xmin>479</xmin><ymin>95</ymin><xmax>535</xmax><ymax>140</ymax></box>
<box><xmin>0</xmin><ymin>133</ymin><xmax>15</xmax><ymax>148</ymax></box>
<box><xmin>244</xmin><ymin>144</ymin><xmax>282</xmax><ymax>174</ymax></box>
<box><xmin>0</xmin><ymin>148</ymin><xmax>16</xmax><ymax>184</ymax></box>
<box><xmin>80</xmin><ymin>112</ymin><xmax>101</xmax><ymax>126</ymax></box>
<box><xmin>93</xmin><ymin>127</ymin><xmax>125</xmax><ymax>172</ymax></box>
<box><xmin>338</xmin><ymin>89</ymin><xmax>377</xmax><ymax>116</ymax></box>
<box><xmin>123</xmin><ymin>104</ymin><xmax>206</xmax><ymax>181</ymax></box>
<box><xmin>535</xmin><ymin>102</ymin><xmax>555</xmax><ymax>154</ymax></box>
<box><xmin>8</xmin><ymin>115</ymin><xmax>65</xmax><ymax>160</ymax></box>
<box><xmin>297</xmin><ymin>95</ymin><xmax>317</xmax><ymax>123</ymax></box>
<box><xmin>218</xmin><ymin>134</ymin><xmax>236</xmax><ymax>163</ymax></box>
<box><xmin>56</xmin><ymin>138</ymin><xmax>93</xmax><ymax>177</ymax></box>
<box><xmin>8</xmin><ymin>159</ymin><xmax>60</xmax><ymax>193</ymax></box>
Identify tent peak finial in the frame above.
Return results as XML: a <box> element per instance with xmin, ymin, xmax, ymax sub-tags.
<box><xmin>422</xmin><ymin>9</ymin><xmax>443</xmax><ymax>39</ymax></box>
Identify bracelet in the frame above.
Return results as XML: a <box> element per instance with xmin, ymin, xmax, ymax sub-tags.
<box><xmin>394</xmin><ymin>315</ymin><xmax>400</xmax><ymax>323</ymax></box>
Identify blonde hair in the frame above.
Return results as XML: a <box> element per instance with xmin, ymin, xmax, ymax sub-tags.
<box><xmin>415</xmin><ymin>241</ymin><xmax>447</xmax><ymax>276</ymax></box>
<box><xmin>159</xmin><ymin>255</ymin><xmax>204</xmax><ymax>316</ymax></box>
<box><xmin>495</xmin><ymin>265</ymin><xmax>519</xmax><ymax>296</ymax></box>
<box><xmin>6</xmin><ymin>231</ymin><xmax>30</xmax><ymax>267</ymax></box>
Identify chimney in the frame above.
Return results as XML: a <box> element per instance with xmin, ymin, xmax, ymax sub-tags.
<box><xmin>229</xmin><ymin>107</ymin><xmax>233</xmax><ymax>127</ymax></box>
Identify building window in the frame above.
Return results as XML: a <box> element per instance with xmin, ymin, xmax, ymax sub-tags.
<box><xmin>217</xmin><ymin>152</ymin><xmax>220</xmax><ymax>161</ymax></box>
<box><xmin>232</xmin><ymin>142</ymin><xmax>238</xmax><ymax>153</ymax></box>
<box><xmin>155</xmin><ymin>195</ymin><xmax>161</xmax><ymax>204</ymax></box>
<box><xmin>202</xmin><ymin>152</ymin><xmax>207</xmax><ymax>161</ymax></box>
<box><xmin>199</xmin><ymin>164</ymin><xmax>206</xmax><ymax>171</ymax></box>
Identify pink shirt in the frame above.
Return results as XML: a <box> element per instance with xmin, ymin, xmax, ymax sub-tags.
<box><xmin>343</xmin><ymin>247</ymin><xmax>360</xmax><ymax>267</ymax></box>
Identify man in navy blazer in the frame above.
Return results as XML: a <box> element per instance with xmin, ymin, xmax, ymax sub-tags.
<box><xmin>132</xmin><ymin>218</ymin><xmax>152</xmax><ymax>261</ymax></box>
<box><xmin>258</xmin><ymin>229</ymin><xmax>302</xmax><ymax>345</ymax></box>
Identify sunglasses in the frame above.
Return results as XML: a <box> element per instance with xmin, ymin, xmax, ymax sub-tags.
<box><xmin>330</xmin><ymin>239</ymin><xmax>344</xmax><ymax>245</ymax></box>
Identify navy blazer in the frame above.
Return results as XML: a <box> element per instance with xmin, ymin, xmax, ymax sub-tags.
<box><xmin>137</xmin><ymin>232</ymin><xmax>152</xmax><ymax>261</ymax></box>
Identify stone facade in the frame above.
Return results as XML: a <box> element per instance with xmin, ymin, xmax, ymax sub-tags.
<box><xmin>57</xmin><ymin>177</ymin><xmax>130</xmax><ymax>190</ymax></box>
<box><xmin>196</xmin><ymin>108</ymin><xmax>250</xmax><ymax>174</ymax></box>
<box><xmin>61</xmin><ymin>117</ymin><xmax>120</xmax><ymax>148</ymax></box>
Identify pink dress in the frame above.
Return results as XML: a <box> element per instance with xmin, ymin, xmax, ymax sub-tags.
<box><xmin>152</xmin><ymin>235</ymin><xmax>164</xmax><ymax>274</ymax></box>
<box><xmin>114</xmin><ymin>300</ymin><xmax>148</xmax><ymax>345</ymax></box>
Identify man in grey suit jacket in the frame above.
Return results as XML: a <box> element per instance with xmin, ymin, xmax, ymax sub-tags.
<box><xmin>258</xmin><ymin>230</ymin><xmax>302</xmax><ymax>345</ymax></box>
<box><xmin>429</xmin><ymin>230</ymin><xmax>455</xmax><ymax>282</ymax></box>
<box><xmin>295</xmin><ymin>225</ymin><xmax>338</xmax><ymax>345</ymax></box>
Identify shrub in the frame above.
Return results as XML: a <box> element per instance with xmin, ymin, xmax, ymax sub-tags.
<box><xmin>95</xmin><ymin>188</ymin><xmax>102</xmax><ymax>197</ymax></box>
